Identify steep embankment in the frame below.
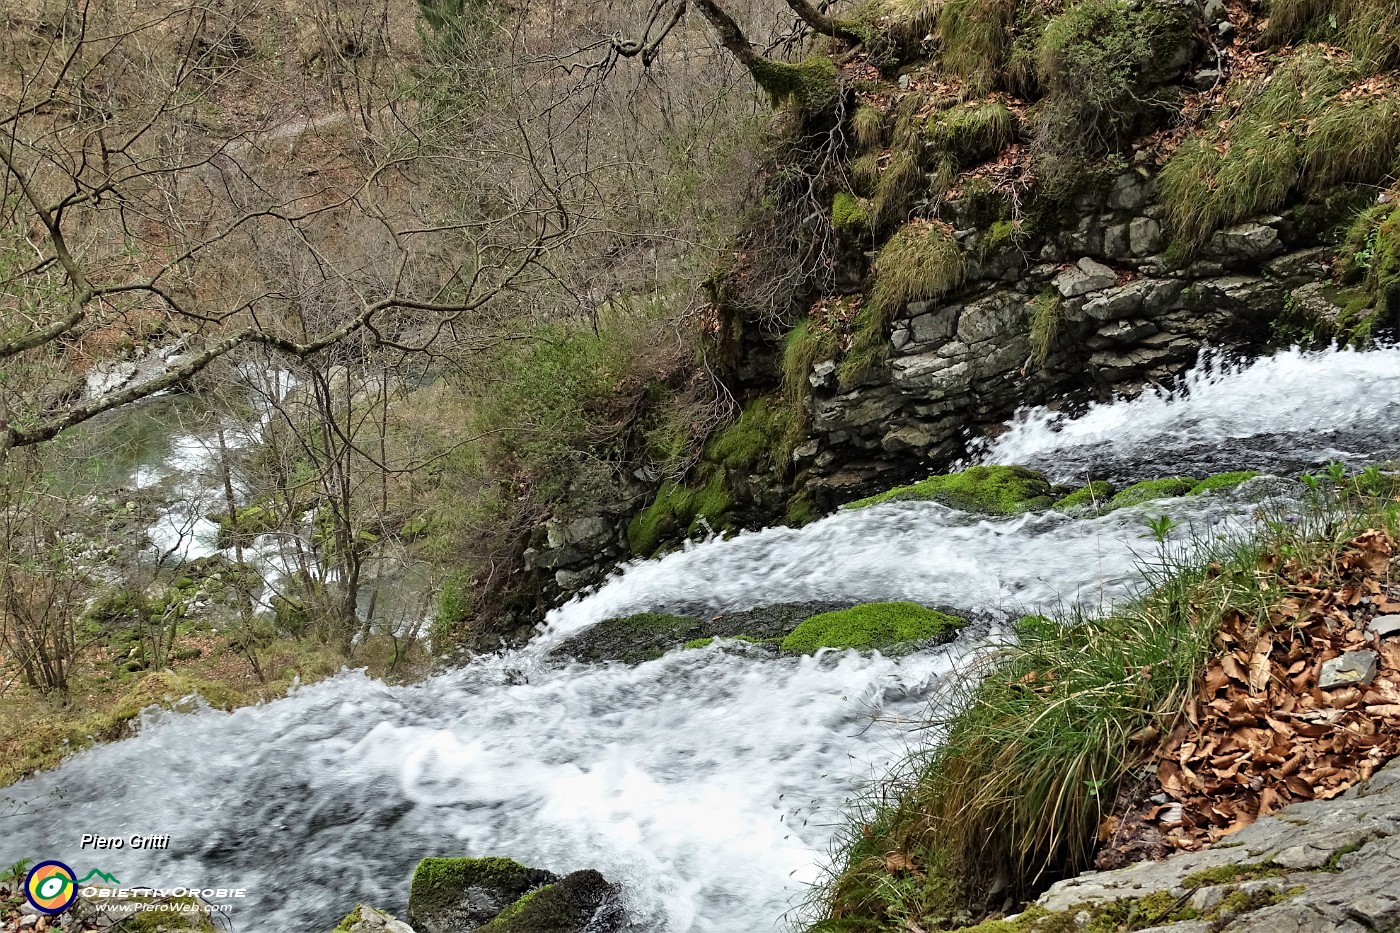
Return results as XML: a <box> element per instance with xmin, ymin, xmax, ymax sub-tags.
<box><xmin>523</xmin><ymin>0</ymin><xmax>1400</xmax><ymax>611</ymax></box>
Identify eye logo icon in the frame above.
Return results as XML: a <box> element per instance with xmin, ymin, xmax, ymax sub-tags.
<box><xmin>25</xmin><ymin>860</ymin><xmax>79</xmax><ymax>915</ymax></box>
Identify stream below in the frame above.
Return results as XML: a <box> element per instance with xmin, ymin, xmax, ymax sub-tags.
<box><xmin>2</xmin><ymin>345</ymin><xmax>1398</xmax><ymax>932</ymax></box>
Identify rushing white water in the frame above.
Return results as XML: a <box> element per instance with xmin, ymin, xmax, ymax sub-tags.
<box><xmin>2</xmin><ymin>345</ymin><xmax>1398</xmax><ymax>932</ymax></box>
<box><xmin>983</xmin><ymin>345</ymin><xmax>1400</xmax><ymax>483</ymax></box>
<box><xmin>534</xmin><ymin>492</ymin><xmax>1259</xmax><ymax>647</ymax></box>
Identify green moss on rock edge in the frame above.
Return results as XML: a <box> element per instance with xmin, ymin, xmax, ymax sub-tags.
<box><xmin>1053</xmin><ymin>481</ymin><xmax>1116</xmax><ymax>511</ymax></box>
<box><xmin>845</xmin><ymin>465</ymin><xmax>1053</xmax><ymax>514</ymax></box>
<box><xmin>477</xmin><ymin>869</ymin><xmax>618</xmax><ymax>933</ymax></box>
<box><xmin>750</xmin><ymin>56</ymin><xmax>839</xmax><ymax>112</ymax></box>
<box><xmin>781</xmin><ymin>602</ymin><xmax>965</xmax><ymax>654</ymax></box>
<box><xmin>408</xmin><ymin>857</ymin><xmax>553</xmax><ymax>931</ymax></box>
<box><xmin>1105</xmin><ymin>476</ymin><xmax>1198</xmax><ymax>511</ymax></box>
<box><xmin>1189</xmin><ymin>471</ymin><xmax>1260</xmax><ymax>495</ymax></box>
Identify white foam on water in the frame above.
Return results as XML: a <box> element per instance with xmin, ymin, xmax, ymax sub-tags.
<box><xmin>983</xmin><ymin>346</ymin><xmax>1400</xmax><ymax>480</ymax></box>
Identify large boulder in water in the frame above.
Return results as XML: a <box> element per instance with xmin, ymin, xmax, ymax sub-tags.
<box><xmin>477</xmin><ymin>870</ymin><xmax>623</xmax><ymax>932</ymax></box>
<box><xmin>406</xmin><ymin>857</ymin><xmax>622</xmax><ymax>933</ymax></box>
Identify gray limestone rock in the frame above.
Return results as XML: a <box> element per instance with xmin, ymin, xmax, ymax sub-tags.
<box><xmin>1037</xmin><ymin>758</ymin><xmax>1400</xmax><ymax>933</ymax></box>
<box><xmin>1056</xmin><ymin>258</ymin><xmax>1118</xmax><ymax>298</ymax></box>
<box><xmin>1129</xmin><ymin>217</ymin><xmax>1164</xmax><ymax>257</ymax></box>
<box><xmin>1208</xmin><ymin>222</ymin><xmax>1284</xmax><ymax>260</ymax></box>
<box><xmin>1318</xmin><ymin>650</ymin><xmax>1378</xmax><ymax>689</ymax></box>
<box><xmin>1365</xmin><ymin>615</ymin><xmax>1400</xmax><ymax>638</ymax></box>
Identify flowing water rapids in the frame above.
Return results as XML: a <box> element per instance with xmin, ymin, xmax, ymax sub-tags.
<box><xmin>3</xmin><ymin>346</ymin><xmax>1399</xmax><ymax>932</ymax></box>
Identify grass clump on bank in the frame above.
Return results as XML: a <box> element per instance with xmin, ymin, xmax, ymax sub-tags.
<box><xmin>1263</xmin><ymin>0</ymin><xmax>1400</xmax><ymax>70</ymax></box>
<box><xmin>781</xmin><ymin>603</ymin><xmax>964</xmax><ymax>654</ymax></box>
<box><xmin>1159</xmin><ymin>48</ymin><xmax>1400</xmax><ymax>255</ymax></box>
<box><xmin>845</xmin><ymin>465</ymin><xmax>1053</xmax><ymax>513</ymax></box>
<box><xmin>807</xmin><ymin>474</ymin><xmax>1399</xmax><ymax>931</ymax></box>
<box><xmin>839</xmin><ymin>221</ymin><xmax>965</xmax><ymax>386</ymax></box>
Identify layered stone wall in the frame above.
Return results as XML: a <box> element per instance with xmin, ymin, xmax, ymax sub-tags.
<box><xmin>798</xmin><ymin>168</ymin><xmax>1345</xmax><ymax>502</ymax></box>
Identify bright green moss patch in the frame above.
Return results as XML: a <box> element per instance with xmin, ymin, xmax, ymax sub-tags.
<box><xmin>1190</xmin><ymin>471</ymin><xmax>1260</xmax><ymax>495</ymax></box>
<box><xmin>780</xmin><ymin>602</ymin><xmax>964</xmax><ymax>654</ymax></box>
<box><xmin>409</xmin><ymin>857</ymin><xmax>543</xmax><ymax>921</ymax></box>
<box><xmin>1106</xmin><ymin>477</ymin><xmax>1198</xmax><ymax>511</ymax></box>
<box><xmin>332</xmin><ymin>906</ymin><xmax>364</xmax><ymax>933</ymax></box>
<box><xmin>627</xmin><ymin>473</ymin><xmax>733</xmax><ymax>556</ymax></box>
<box><xmin>479</xmin><ymin>884</ymin><xmax>552</xmax><ymax>930</ymax></box>
<box><xmin>832</xmin><ymin>192</ymin><xmax>871</xmax><ymax>233</ymax></box>
<box><xmin>705</xmin><ymin>398</ymin><xmax>787</xmax><ymax>471</ymax></box>
<box><xmin>1338</xmin><ymin>200</ymin><xmax>1400</xmax><ymax>324</ymax></box>
<box><xmin>846</xmin><ymin>465</ymin><xmax>1054</xmax><ymax>514</ymax></box>
<box><xmin>1053</xmin><ymin>481</ymin><xmax>1116</xmax><ymax>511</ymax></box>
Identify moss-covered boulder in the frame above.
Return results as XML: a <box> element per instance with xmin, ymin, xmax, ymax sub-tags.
<box><xmin>1053</xmin><ymin>480</ymin><xmax>1116</xmax><ymax>511</ymax></box>
<box><xmin>551</xmin><ymin>602</ymin><xmax>850</xmax><ymax>664</ymax></box>
<box><xmin>1105</xmin><ymin>476</ymin><xmax>1198</xmax><ymax>511</ymax></box>
<box><xmin>780</xmin><ymin>602</ymin><xmax>966</xmax><ymax>654</ymax></box>
<box><xmin>845</xmin><ymin>465</ymin><xmax>1054</xmax><ymax>514</ymax></box>
<box><xmin>1189</xmin><ymin>471</ymin><xmax>1259</xmax><ymax>495</ymax></box>
<box><xmin>407</xmin><ymin>857</ymin><xmax>555</xmax><ymax>933</ymax></box>
<box><xmin>478</xmin><ymin>870</ymin><xmax>622</xmax><ymax>933</ymax></box>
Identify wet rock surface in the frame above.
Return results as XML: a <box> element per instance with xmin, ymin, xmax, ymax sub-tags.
<box><xmin>549</xmin><ymin>601</ymin><xmax>851</xmax><ymax>663</ymax></box>
<box><xmin>1034</xmin><ymin>758</ymin><xmax>1400</xmax><ymax>932</ymax></box>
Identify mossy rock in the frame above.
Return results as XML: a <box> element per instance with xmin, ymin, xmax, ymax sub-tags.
<box><xmin>551</xmin><ymin>612</ymin><xmax>707</xmax><ymax>664</ymax></box>
<box><xmin>845</xmin><ymin>465</ymin><xmax>1054</xmax><ymax>514</ymax></box>
<box><xmin>1053</xmin><ymin>481</ymin><xmax>1116</xmax><ymax>511</ymax></box>
<box><xmin>112</xmin><ymin>670</ymin><xmax>248</xmax><ymax>723</ymax></box>
<box><xmin>214</xmin><ymin>503</ymin><xmax>280</xmax><ymax>547</ymax></box>
<box><xmin>627</xmin><ymin>472</ymin><xmax>734</xmax><ymax>557</ymax></box>
<box><xmin>1105</xmin><ymin>477</ymin><xmax>1198</xmax><ymax>511</ymax></box>
<box><xmin>552</xmin><ymin>602</ymin><xmax>849</xmax><ymax>664</ymax></box>
<box><xmin>704</xmin><ymin>398</ymin><xmax>786</xmax><ymax>471</ymax></box>
<box><xmin>407</xmin><ymin>857</ymin><xmax>555</xmax><ymax>933</ymax></box>
<box><xmin>107</xmin><ymin>895</ymin><xmax>218</xmax><ymax>931</ymax></box>
<box><xmin>478</xmin><ymin>870</ymin><xmax>622</xmax><ymax>933</ymax></box>
<box><xmin>780</xmin><ymin>602</ymin><xmax>966</xmax><ymax>655</ymax></box>
<box><xmin>749</xmin><ymin>55</ymin><xmax>839</xmax><ymax>113</ymax></box>
<box><xmin>832</xmin><ymin>191</ymin><xmax>871</xmax><ymax>234</ymax></box>
<box><xmin>1189</xmin><ymin>471</ymin><xmax>1260</xmax><ymax>495</ymax></box>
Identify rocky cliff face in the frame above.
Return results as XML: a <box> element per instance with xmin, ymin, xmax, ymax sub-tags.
<box><xmin>798</xmin><ymin>167</ymin><xmax>1354</xmax><ymax>502</ymax></box>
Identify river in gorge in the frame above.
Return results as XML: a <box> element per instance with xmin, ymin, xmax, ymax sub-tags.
<box><xmin>2</xmin><ymin>345</ymin><xmax>1398</xmax><ymax>932</ymax></box>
